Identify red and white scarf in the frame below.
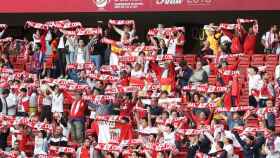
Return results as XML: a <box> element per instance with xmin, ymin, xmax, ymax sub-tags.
<box><xmin>105</xmin><ymin>86</ymin><xmax>139</xmax><ymax>94</ymax></box>
<box><xmin>0</xmin><ymin>24</ymin><xmax>7</xmax><ymax>29</ymax></box>
<box><xmin>100</xmin><ymin>65</ymin><xmax>130</xmax><ymax>73</ymax></box>
<box><xmin>144</xmin><ymin>143</ymin><xmax>177</xmax><ymax>152</ymax></box>
<box><xmin>83</xmin><ymin>95</ymin><xmax>115</xmax><ymax>104</ymax></box>
<box><xmin>109</xmin><ymin>19</ymin><xmax>135</xmax><ymax>25</ymax></box>
<box><xmin>66</xmin><ymin>63</ymin><xmax>95</xmax><ymax>71</ymax></box>
<box><xmin>45</xmin><ymin>19</ymin><xmax>70</xmax><ymax>27</ymax></box>
<box><xmin>0</xmin><ymin>37</ymin><xmax>13</xmax><ymax>43</ymax></box>
<box><xmin>60</xmin><ymin>27</ymin><xmax>102</xmax><ymax>36</ymax></box>
<box><xmin>101</xmin><ymin>37</ymin><xmax>118</xmax><ymax>45</ymax></box>
<box><xmin>148</xmin><ymin>27</ymin><xmax>185</xmax><ymax>36</ymax></box>
<box><xmin>95</xmin><ymin>143</ymin><xmax>122</xmax><ymax>151</ymax></box>
<box><xmin>25</xmin><ymin>21</ymin><xmax>48</xmax><ymax>30</ymax></box>
<box><xmin>76</xmin><ymin>27</ymin><xmax>102</xmax><ymax>36</ymax></box>
<box><xmin>185</xmin><ymin>103</ymin><xmax>217</xmax><ymax>109</ymax></box>
<box><xmin>237</xmin><ymin>18</ymin><xmax>258</xmax><ymax>33</ymax></box>
<box><xmin>215</xmin><ymin>106</ymin><xmax>254</xmax><ymax>112</ymax></box>
<box><xmin>219</xmin><ymin>23</ymin><xmax>237</xmax><ymax>30</ymax></box>
<box><xmin>119</xmin><ymin>54</ymin><xmax>174</xmax><ymax>63</ymax></box>
<box><xmin>87</xmin><ymin>74</ymin><xmax>120</xmax><ymax>82</ymax></box>
<box><xmin>0</xmin><ymin>115</ymin><xmax>53</xmax><ymax>132</ymax></box>
<box><xmin>48</xmin><ymin>146</ymin><xmax>76</xmax><ymax>154</ymax></box>
<box><xmin>183</xmin><ymin>84</ymin><xmax>227</xmax><ymax>93</ymax></box>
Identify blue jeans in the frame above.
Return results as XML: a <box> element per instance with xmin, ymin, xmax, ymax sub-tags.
<box><xmin>66</xmin><ymin>51</ymin><xmax>76</xmax><ymax>64</ymax></box>
<box><xmin>90</xmin><ymin>54</ymin><xmax>102</xmax><ymax>70</ymax></box>
<box><xmin>65</xmin><ymin>53</ymin><xmax>70</xmax><ymax>65</ymax></box>
<box><xmin>68</xmin><ymin>51</ymin><xmax>76</xmax><ymax>64</ymax></box>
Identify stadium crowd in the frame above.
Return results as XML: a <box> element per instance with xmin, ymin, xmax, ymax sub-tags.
<box><xmin>0</xmin><ymin>18</ymin><xmax>279</xmax><ymax>158</ymax></box>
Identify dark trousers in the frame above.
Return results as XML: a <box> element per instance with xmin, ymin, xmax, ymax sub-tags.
<box><xmin>57</xmin><ymin>48</ymin><xmax>67</xmax><ymax>77</ymax></box>
<box><xmin>249</xmin><ymin>95</ymin><xmax>258</xmax><ymax>107</ymax></box>
<box><xmin>259</xmin><ymin>99</ymin><xmax>268</xmax><ymax>108</ymax></box>
<box><xmin>40</xmin><ymin>106</ymin><xmax>52</xmax><ymax>123</ymax></box>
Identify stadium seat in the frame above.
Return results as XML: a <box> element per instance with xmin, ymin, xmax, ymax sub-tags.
<box><xmin>275</xmin><ymin>118</ymin><xmax>280</xmax><ymax>133</ymax></box>
<box><xmin>208</xmin><ymin>75</ymin><xmax>217</xmax><ymax>85</ymax></box>
<box><xmin>184</xmin><ymin>55</ymin><xmax>196</xmax><ymax>65</ymax></box>
<box><xmin>251</xmin><ymin>54</ymin><xmax>265</xmax><ymax>61</ymax></box>
<box><xmin>265</xmin><ymin>54</ymin><xmax>278</xmax><ymax>64</ymax></box>
<box><xmin>246</xmin><ymin>118</ymin><xmax>259</xmax><ymax>127</ymax></box>
<box><xmin>227</xmin><ymin>57</ymin><xmax>237</xmax><ymax>65</ymax></box>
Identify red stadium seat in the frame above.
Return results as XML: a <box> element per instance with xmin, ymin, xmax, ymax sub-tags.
<box><xmin>175</xmin><ymin>55</ymin><xmax>184</xmax><ymax>62</ymax></box>
<box><xmin>265</xmin><ymin>54</ymin><xmax>278</xmax><ymax>62</ymax></box>
<box><xmin>184</xmin><ymin>55</ymin><xmax>196</xmax><ymax>65</ymax></box>
<box><xmin>250</xmin><ymin>61</ymin><xmax>264</xmax><ymax>67</ymax></box>
<box><xmin>208</xmin><ymin>75</ymin><xmax>217</xmax><ymax>85</ymax></box>
<box><xmin>275</xmin><ymin>118</ymin><xmax>280</xmax><ymax>132</ymax></box>
<box><xmin>251</xmin><ymin>54</ymin><xmax>265</xmax><ymax>61</ymax></box>
<box><xmin>227</xmin><ymin>57</ymin><xmax>237</xmax><ymax>65</ymax></box>
<box><xmin>246</xmin><ymin>118</ymin><xmax>259</xmax><ymax>127</ymax></box>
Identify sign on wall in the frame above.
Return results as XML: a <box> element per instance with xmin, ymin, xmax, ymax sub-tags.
<box><xmin>0</xmin><ymin>0</ymin><xmax>279</xmax><ymax>13</ymax></box>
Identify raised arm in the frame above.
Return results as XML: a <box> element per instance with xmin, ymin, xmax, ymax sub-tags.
<box><xmin>253</xmin><ymin>135</ymin><xmax>265</xmax><ymax>150</ymax></box>
<box><xmin>113</xmin><ymin>25</ymin><xmax>124</xmax><ymax>36</ymax></box>
<box><xmin>86</xmin><ymin>35</ymin><xmax>98</xmax><ymax>48</ymax></box>
<box><xmin>232</xmin><ymin>131</ymin><xmax>247</xmax><ymax>148</ymax></box>
<box><xmin>147</xmin><ymin>106</ymin><xmax>152</xmax><ymax>128</ymax></box>
<box><xmin>205</xmin><ymin>109</ymin><xmax>214</xmax><ymax>125</ymax></box>
<box><xmin>0</xmin><ymin>28</ymin><xmax>6</xmax><ymax>38</ymax></box>
<box><xmin>130</xmin><ymin>22</ymin><xmax>136</xmax><ymax>36</ymax></box>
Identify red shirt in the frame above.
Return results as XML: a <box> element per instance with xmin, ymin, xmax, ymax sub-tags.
<box><xmin>120</xmin><ymin>77</ymin><xmax>130</xmax><ymax>86</ymax></box>
<box><xmin>80</xmin><ymin>146</ymin><xmax>90</xmax><ymax>158</ymax></box>
<box><xmin>188</xmin><ymin>112</ymin><xmax>213</xmax><ymax>128</ymax></box>
<box><xmin>176</xmin><ymin>35</ymin><xmax>185</xmax><ymax>55</ymax></box>
<box><xmin>224</xmin><ymin>92</ymin><xmax>232</xmax><ymax>110</ymax></box>
<box><xmin>231</xmin><ymin>36</ymin><xmax>243</xmax><ymax>54</ymax></box>
<box><xmin>40</xmin><ymin>30</ymin><xmax>47</xmax><ymax>53</ymax></box>
<box><xmin>120</xmin><ymin>100</ymin><xmax>135</xmax><ymax>117</ymax></box>
<box><xmin>116</xmin><ymin>123</ymin><xmax>134</xmax><ymax>142</ymax></box>
<box><xmin>150</xmin><ymin>62</ymin><xmax>176</xmax><ymax>91</ymax></box>
<box><xmin>243</xmin><ymin>34</ymin><xmax>256</xmax><ymax>55</ymax></box>
<box><xmin>70</xmin><ymin>100</ymin><xmax>86</xmax><ymax>119</ymax></box>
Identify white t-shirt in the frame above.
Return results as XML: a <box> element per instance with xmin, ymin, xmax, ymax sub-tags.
<box><xmin>6</xmin><ymin>92</ymin><xmax>18</xmax><ymax>116</ymax></box>
<box><xmin>262</xmin><ymin>31</ymin><xmax>279</xmax><ymax>48</ymax></box>
<box><xmin>248</xmin><ymin>74</ymin><xmax>261</xmax><ymax>95</ymax></box>
<box><xmin>65</xmin><ymin>37</ymin><xmax>77</xmax><ymax>52</ymax></box>
<box><xmin>76</xmin><ymin>48</ymin><xmax>85</xmax><ymax>64</ymax></box>
<box><xmin>42</xmin><ymin>95</ymin><xmax>52</xmax><ymax>106</ymax></box>
<box><xmin>162</xmin><ymin>69</ymin><xmax>169</xmax><ymax>78</ymax></box>
<box><xmin>58</xmin><ymin>36</ymin><xmax>65</xmax><ymax>49</ymax></box>
<box><xmin>163</xmin><ymin>131</ymin><xmax>176</xmax><ymax>146</ymax></box>
<box><xmin>167</xmin><ymin>39</ymin><xmax>177</xmax><ymax>55</ymax></box>
<box><xmin>131</xmin><ymin>70</ymin><xmax>144</xmax><ymax>78</ymax></box>
<box><xmin>224</xmin><ymin>144</ymin><xmax>236</xmax><ymax>158</ymax></box>
<box><xmin>51</xmin><ymin>92</ymin><xmax>64</xmax><ymax>113</ymax></box>
<box><xmin>109</xmin><ymin>52</ymin><xmax>119</xmax><ymax>65</ymax></box>
<box><xmin>114</xmin><ymin>26</ymin><xmax>135</xmax><ymax>43</ymax></box>
<box><xmin>34</xmin><ymin>137</ymin><xmax>47</xmax><ymax>155</ymax></box>
<box><xmin>29</xmin><ymin>93</ymin><xmax>37</xmax><ymax>108</ymax></box>
<box><xmin>98</xmin><ymin>122</ymin><xmax>111</xmax><ymax>143</ymax></box>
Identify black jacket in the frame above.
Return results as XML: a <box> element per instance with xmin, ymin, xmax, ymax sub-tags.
<box><xmin>233</xmin><ymin>131</ymin><xmax>265</xmax><ymax>158</ymax></box>
<box><xmin>208</xmin><ymin>150</ymin><xmax>228</xmax><ymax>158</ymax></box>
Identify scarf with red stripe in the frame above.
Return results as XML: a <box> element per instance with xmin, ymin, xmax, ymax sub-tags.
<box><xmin>109</xmin><ymin>19</ymin><xmax>135</xmax><ymax>25</ymax></box>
